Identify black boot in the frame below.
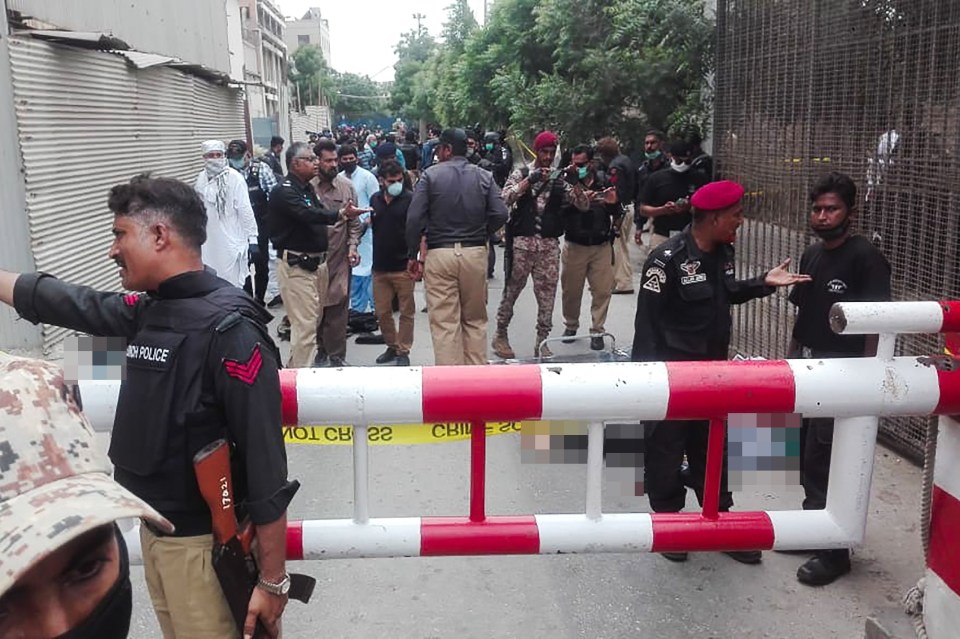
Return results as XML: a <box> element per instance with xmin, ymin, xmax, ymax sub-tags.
<box><xmin>723</xmin><ymin>550</ymin><xmax>763</xmax><ymax>564</ymax></box>
<box><xmin>376</xmin><ymin>347</ymin><xmax>398</xmax><ymax>364</ymax></box>
<box><xmin>797</xmin><ymin>549</ymin><xmax>851</xmax><ymax>586</ymax></box>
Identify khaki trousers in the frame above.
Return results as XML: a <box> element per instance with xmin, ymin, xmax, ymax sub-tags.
<box><xmin>278</xmin><ymin>254</ymin><xmax>328</xmax><ymax>368</ymax></box>
<box><xmin>612</xmin><ymin>207</ymin><xmax>635</xmax><ymax>291</ymax></box>
<box><xmin>561</xmin><ymin>241</ymin><xmax>614</xmax><ymax>334</ymax></box>
<box><xmin>423</xmin><ymin>245</ymin><xmax>488</xmax><ymax>365</ymax></box>
<box><xmin>141</xmin><ymin>526</ymin><xmax>238</xmax><ymax>639</ymax></box>
<box><xmin>317</xmin><ymin>294</ymin><xmax>350</xmax><ymax>361</ymax></box>
<box><xmin>373</xmin><ymin>270</ymin><xmax>416</xmax><ymax>355</ymax></box>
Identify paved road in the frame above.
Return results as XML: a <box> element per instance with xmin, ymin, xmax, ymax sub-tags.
<box><xmin>123</xmin><ymin>240</ymin><xmax>924</xmax><ymax>639</ymax></box>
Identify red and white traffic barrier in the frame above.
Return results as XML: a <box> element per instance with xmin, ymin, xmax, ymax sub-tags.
<box><xmin>85</xmin><ymin>301</ymin><xmax>960</xmax><ymax>565</ymax></box>
<box><xmin>925</xmin><ymin>415</ymin><xmax>960</xmax><ymax>637</ymax></box>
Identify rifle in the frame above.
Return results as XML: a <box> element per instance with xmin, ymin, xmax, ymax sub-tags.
<box><xmin>194</xmin><ymin>439</ymin><xmax>316</xmax><ymax>638</ymax></box>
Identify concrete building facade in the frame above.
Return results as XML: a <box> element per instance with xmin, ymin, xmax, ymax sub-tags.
<box><xmin>239</xmin><ymin>0</ymin><xmax>290</xmax><ymax>149</ymax></box>
<box><xmin>284</xmin><ymin>6</ymin><xmax>330</xmax><ymax>63</ymax></box>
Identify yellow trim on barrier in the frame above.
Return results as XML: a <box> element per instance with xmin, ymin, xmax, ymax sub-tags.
<box><xmin>283</xmin><ymin>421</ymin><xmax>526</xmax><ymax>445</ymax></box>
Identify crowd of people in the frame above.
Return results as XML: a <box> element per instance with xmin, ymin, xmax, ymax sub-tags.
<box><xmin>0</xmin><ymin>117</ymin><xmax>892</xmax><ymax>637</ymax></box>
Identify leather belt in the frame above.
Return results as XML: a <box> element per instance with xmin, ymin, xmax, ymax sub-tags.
<box><xmin>427</xmin><ymin>240</ymin><xmax>486</xmax><ymax>250</ymax></box>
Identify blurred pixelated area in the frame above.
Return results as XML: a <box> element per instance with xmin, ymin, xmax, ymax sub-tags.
<box><xmin>63</xmin><ymin>335</ymin><xmax>126</xmax><ymax>382</ymax></box>
<box><xmin>520</xmin><ymin>415</ymin><xmax>803</xmax><ymax>498</ymax></box>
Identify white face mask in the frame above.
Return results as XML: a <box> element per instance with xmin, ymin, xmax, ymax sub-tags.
<box><xmin>670</xmin><ymin>159</ymin><xmax>691</xmax><ymax>174</ymax></box>
<box><xmin>205</xmin><ymin>157</ymin><xmax>227</xmax><ymax>178</ymax></box>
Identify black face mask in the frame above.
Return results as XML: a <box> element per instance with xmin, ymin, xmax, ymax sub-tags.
<box><xmin>812</xmin><ymin>215</ymin><xmax>851</xmax><ymax>241</ymax></box>
<box><xmin>55</xmin><ymin>527</ymin><xmax>133</xmax><ymax>639</ymax></box>
<box><xmin>341</xmin><ymin>162</ymin><xmax>357</xmax><ymax>175</ymax></box>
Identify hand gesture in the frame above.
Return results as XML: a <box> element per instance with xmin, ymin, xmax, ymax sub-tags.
<box><xmin>764</xmin><ymin>258</ymin><xmax>812</xmax><ymax>288</ymax></box>
<box><xmin>634</xmin><ymin>230</ymin><xmax>644</xmax><ymax>246</ymax></box>
<box><xmin>602</xmin><ymin>187</ymin><xmax>618</xmax><ymax>204</ymax></box>
<box><xmin>407</xmin><ymin>259</ymin><xmax>423</xmax><ymax>281</ymax></box>
<box><xmin>348</xmin><ymin>248</ymin><xmax>360</xmax><ymax>267</ymax></box>
<box><xmin>341</xmin><ymin>200</ymin><xmax>371</xmax><ymax>219</ymax></box>
<box><xmin>662</xmin><ymin>201</ymin><xmax>679</xmax><ymax>215</ymax></box>
<box><xmin>245</xmin><ymin>586</ymin><xmax>286</xmax><ymax>639</ymax></box>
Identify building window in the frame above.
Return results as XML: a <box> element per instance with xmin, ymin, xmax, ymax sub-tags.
<box><xmin>298</xmin><ymin>34</ymin><xmax>310</xmax><ymax>45</ymax></box>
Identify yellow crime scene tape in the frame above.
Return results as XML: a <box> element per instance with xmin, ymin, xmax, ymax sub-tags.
<box><xmin>283</xmin><ymin>421</ymin><xmax>530</xmax><ymax>446</ymax></box>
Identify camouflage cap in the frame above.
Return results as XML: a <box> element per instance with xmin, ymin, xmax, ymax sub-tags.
<box><xmin>0</xmin><ymin>351</ymin><xmax>173</xmax><ymax>595</ymax></box>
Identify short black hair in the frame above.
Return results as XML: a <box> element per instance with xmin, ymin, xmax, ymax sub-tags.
<box><xmin>270</xmin><ymin>136</ymin><xmax>284</xmax><ymax>147</ymax></box>
<box><xmin>405</xmin><ymin>130</ymin><xmax>417</xmax><ymax>143</ymax></box>
<box><xmin>439</xmin><ymin>128</ymin><xmax>467</xmax><ymax>156</ymax></box>
<box><xmin>809</xmin><ymin>172</ymin><xmax>857</xmax><ymax>210</ymax></box>
<box><xmin>314</xmin><ymin>139</ymin><xmax>337</xmax><ymax>156</ymax></box>
<box><xmin>645</xmin><ymin>129</ymin><xmax>664</xmax><ymax>140</ymax></box>
<box><xmin>570</xmin><ymin>144</ymin><xmax>594</xmax><ymax>159</ymax></box>
<box><xmin>379</xmin><ymin>159</ymin><xmax>404</xmax><ymax>178</ymax></box>
<box><xmin>338</xmin><ymin>144</ymin><xmax>358</xmax><ymax>158</ymax></box>
<box><xmin>669</xmin><ymin>141</ymin><xmax>694</xmax><ymax>157</ymax></box>
<box><xmin>107</xmin><ymin>174</ymin><xmax>206</xmax><ymax>251</ymax></box>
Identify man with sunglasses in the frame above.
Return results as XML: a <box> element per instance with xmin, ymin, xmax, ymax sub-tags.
<box><xmin>268</xmin><ymin>142</ymin><xmax>367</xmax><ymax>368</ymax></box>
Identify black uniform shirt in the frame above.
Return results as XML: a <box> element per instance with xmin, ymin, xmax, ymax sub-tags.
<box><xmin>13</xmin><ymin>269</ymin><xmax>298</xmax><ymax>532</ymax></box>
<box><xmin>789</xmin><ymin>235</ymin><xmax>892</xmax><ymax>355</ymax></box>
<box><xmin>371</xmin><ymin>189</ymin><xmax>412</xmax><ymax>273</ymax></box>
<box><xmin>641</xmin><ymin>169</ymin><xmax>709</xmax><ymax>237</ymax></box>
<box><xmin>632</xmin><ymin>229</ymin><xmax>774</xmax><ymax>362</ymax></box>
<box><xmin>268</xmin><ymin>172</ymin><xmax>339</xmax><ymax>253</ymax></box>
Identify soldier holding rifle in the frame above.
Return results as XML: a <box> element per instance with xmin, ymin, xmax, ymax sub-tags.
<box><xmin>0</xmin><ymin>175</ymin><xmax>306</xmax><ymax>638</ymax></box>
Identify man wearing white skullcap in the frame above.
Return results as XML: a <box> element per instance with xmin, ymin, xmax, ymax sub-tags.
<box><xmin>195</xmin><ymin>140</ymin><xmax>259</xmax><ymax>288</ymax></box>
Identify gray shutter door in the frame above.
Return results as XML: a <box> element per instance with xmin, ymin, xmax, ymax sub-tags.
<box><xmin>8</xmin><ymin>37</ymin><xmax>245</xmax><ymax>351</ymax></box>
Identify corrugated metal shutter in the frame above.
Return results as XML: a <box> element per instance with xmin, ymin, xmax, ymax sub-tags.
<box><xmin>8</xmin><ymin>36</ymin><xmax>245</xmax><ymax>351</ymax></box>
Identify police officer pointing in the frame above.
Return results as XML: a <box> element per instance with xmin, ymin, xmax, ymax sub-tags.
<box><xmin>631</xmin><ymin>180</ymin><xmax>810</xmax><ymax>564</ymax></box>
<box><xmin>0</xmin><ymin>175</ymin><xmax>297</xmax><ymax>638</ymax></box>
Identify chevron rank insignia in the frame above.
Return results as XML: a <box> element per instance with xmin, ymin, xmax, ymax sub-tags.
<box><xmin>223</xmin><ymin>343</ymin><xmax>263</xmax><ymax>385</ymax></box>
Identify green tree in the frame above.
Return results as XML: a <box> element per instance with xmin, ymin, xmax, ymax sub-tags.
<box><xmin>391</xmin><ymin>28</ymin><xmax>438</xmax><ymax>122</ymax></box>
<box><xmin>333</xmin><ymin>72</ymin><xmax>391</xmax><ymax>121</ymax></box>
<box><xmin>289</xmin><ymin>45</ymin><xmax>336</xmax><ymax>108</ymax></box>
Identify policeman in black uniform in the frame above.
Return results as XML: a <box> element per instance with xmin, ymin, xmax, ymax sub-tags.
<box><xmin>228</xmin><ymin>139</ymin><xmax>276</xmax><ymax>306</ymax></box>
<box><xmin>268</xmin><ymin>141</ymin><xmax>366</xmax><ymax>368</ymax></box>
<box><xmin>0</xmin><ymin>175</ymin><xmax>296</xmax><ymax>638</ymax></box>
<box><xmin>631</xmin><ymin>180</ymin><xmax>810</xmax><ymax>564</ymax></box>
<box><xmin>788</xmin><ymin>172</ymin><xmax>891</xmax><ymax>586</ymax></box>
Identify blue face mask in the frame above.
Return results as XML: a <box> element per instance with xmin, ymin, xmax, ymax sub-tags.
<box><xmin>577</xmin><ymin>166</ymin><xmax>589</xmax><ymax>180</ymax></box>
<box><xmin>645</xmin><ymin>150</ymin><xmax>662</xmax><ymax>160</ymax></box>
<box><xmin>386</xmin><ymin>182</ymin><xmax>403</xmax><ymax>197</ymax></box>
<box><xmin>228</xmin><ymin>158</ymin><xmax>245</xmax><ymax>170</ymax></box>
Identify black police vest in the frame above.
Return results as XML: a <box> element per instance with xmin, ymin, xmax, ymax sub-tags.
<box><xmin>108</xmin><ymin>284</ymin><xmax>268</xmax><ymax>515</ymax></box>
<box><xmin>564</xmin><ymin>199</ymin><xmax>615</xmax><ymax>246</ymax></box>
<box><xmin>245</xmin><ymin>162</ymin><xmax>269</xmax><ymax>222</ymax></box>
<box><xmin>511</xmin><ymin>174</ymin><xmax>566</xmax><ymax>238</ymax></box>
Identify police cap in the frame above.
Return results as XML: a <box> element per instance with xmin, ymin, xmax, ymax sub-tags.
<box><xmin>691</xmin><ymin>180</ymin><xmax>745</xmax><ymax>213</ymax></box>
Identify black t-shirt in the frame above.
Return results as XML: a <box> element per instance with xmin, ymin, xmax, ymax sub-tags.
<box><xmin>641</xmin><ymin>168</ymin><xmax>708</xmax><ymax>236</ymax></box>
<box><xmin>789</xmin><ymin>235</ymin><xmax>892</xmax><ymax>355</ymax></box>
<box><xmin>371</xmin><ymin>189</ymin><xmax>412</xmax><ymax>272</ymax></box>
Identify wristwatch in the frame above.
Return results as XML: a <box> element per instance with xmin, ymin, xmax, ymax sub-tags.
<box><xmin>257</xmin><ymin>573</ymin><xmax>291</xmax><ymax>596</ymax></box>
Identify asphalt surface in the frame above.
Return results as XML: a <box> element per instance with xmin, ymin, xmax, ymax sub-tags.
<box><xmin>120</xmin><ymin>238</ymin><xmax>925</xmax><ymax>639</ymax></box>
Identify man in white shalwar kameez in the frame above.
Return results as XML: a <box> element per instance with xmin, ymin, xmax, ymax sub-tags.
<box><xmin>195</xmin><ymin>140</ymin><xmax>259</xmax><ymax>287</ymax></box>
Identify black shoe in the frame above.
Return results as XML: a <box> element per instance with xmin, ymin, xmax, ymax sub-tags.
<box><xmin>267</xmin><ymin>294</ymin><xmax>283</xmax><ymax>308</ymax></box>
<box><xmin>611</xmin><ymin>288</ymin><xmax>635</xmax><ymax>295</ymax></box>
<box><xmin>797</xmin><ymin>550</ymin><xmax>851</xmax><ymax>586</ymax></box>
<box><xmin>395</xmin><ymin>354</ymin><xmax>411</xmax><ymax>366</ymax></box>
<box><xmin>590</xmin><ymin>335</ymin><xmax>604</xmax><ymax>351</ymax></box>
<box><xmin>277</xmin><ymin>320</ymin><xmax>291</xmax><ymax>341</ymax></box>
<box><xmin>313</xmin><ymin>353</ymin><xmax>328</xmax><ymax>368</ymax></box>
<box><xmin>561</xmin><ymin>329</ymin><xmax>576</xmax><ymax>344</ymax></box>
<box><xmin>660</xmin><ymin>552</ymin><xmax>689</xmax><ymax>562</ymax></box>
<box><xmin>774</xmin><ymin>548</ymin><xmax>819</xmax><ymax>555</ymax></box>
<box><xmin>376</xmin><ymin>348</ymin><xmax>398</xmax><ymax>364</ymax></box>
<box><xmin>724</xmin><ymin>550</ymin><xmax>763</xmax><ymax>565</ymax></box>
<box><xmin>329</xmin><ymin>356</ymin><xmax>349</xmax><ymax>367</ymax></box>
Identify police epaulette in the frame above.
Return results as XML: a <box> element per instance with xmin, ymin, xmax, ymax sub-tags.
<box><xmin>215</xmin><ymin>311</ymin><xmax>244</xmax><ymax>333</ymax></box>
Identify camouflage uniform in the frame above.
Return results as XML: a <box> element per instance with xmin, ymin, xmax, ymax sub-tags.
<box><xmin>496</xmin><ymin>165</ymin><xmax>591</xmax><ymax>356</ymax></box>
<box><xmin>0</xmin><ymin>352</ymin><xmax>171</xmax><ymax>596</ymax></box>
<box><xmin>495</xmin><ymin>235</ymin><xmax>561</xmax><ymax>344</ymax></box>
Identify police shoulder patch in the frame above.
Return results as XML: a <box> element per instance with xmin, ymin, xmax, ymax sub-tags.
<box><xmin>223</xmin><ymin>343</ymin><xmax>263</xmax><ymax>385</ymax></box>
<box><xmin>642</xmin><ymin>267</ymin><xmax>667</xmax><ymax>293</ymax></box>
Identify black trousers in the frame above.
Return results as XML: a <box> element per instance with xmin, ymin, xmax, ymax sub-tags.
<box><xmin>800</xmin><ymin>417</ymin><xmax>833</xmax><ymax>511</ymax></box>
<box><xmin>487</xmin><ymin>234</ymin><xmax>497</xmax><ymax>277</ymax></box>
<box><xmin>242</xmin><ymin>233</ymin><xmax>270</xmax><ymax>303</ymax></box>
<box><xmin>644</xmin><ymin>419</ymin><xmax>734</xmax><ymax>513</ymax></box>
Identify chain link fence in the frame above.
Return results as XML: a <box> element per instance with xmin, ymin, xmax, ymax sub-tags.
<box><xmin>714</xmin><ymin>0</ymin><xmax>960</xmax><ymax>461</ymax></box>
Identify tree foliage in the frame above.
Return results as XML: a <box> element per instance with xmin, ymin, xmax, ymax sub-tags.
<box><xmin>390</xmin><ymin>0</ymin><xmax>714</xmax><ymax>148</ymax></box>
<box><xmin>288</xmin><ymin>45</ymin><xmax>336</xmax><ymax>108</ymax></box>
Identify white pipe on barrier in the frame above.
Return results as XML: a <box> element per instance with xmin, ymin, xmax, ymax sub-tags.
<box><xmin>830</xmin><ymin>301</ymin><xmax>960</xmax><ymax>335</ymax></box>
<box><xmin>824</xmin><ymin>416</ymin><xmax>880</xmax><ymax>544</ymax></box>
<box><xmin>585</xmin><ymin>422</ymin><xmax>603</xmax><ymax>521</ymax></box>
<box><xmin>353</xmin><ymin>423</ymin><xmax>370</xmax><ymax>524</ymax></box>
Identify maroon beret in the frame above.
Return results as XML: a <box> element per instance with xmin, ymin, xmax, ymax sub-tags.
<box><xmin>534</xmin><ymin>131</ymin><xmax>559</xmax><ymax>151</ymax></box>
<box><xmin>691</xmin><ymin>180</ymin><xmax>745</xmax><ymax>212</ymax></box>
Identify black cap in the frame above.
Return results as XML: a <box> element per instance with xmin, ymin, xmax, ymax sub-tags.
<box><xmin>439</xmin><ymin>128</ymin><xmax>468</xmax><ymax>155</ymax></box>
<box><xmin>227</xmin><ymin>139</ymin><xmax>247</xmax><ymax>158</ymax></box>
<box><xmin>484</xmin><ymin>131</ymin><xmax>500</xmax><ymax>143</ymax></box>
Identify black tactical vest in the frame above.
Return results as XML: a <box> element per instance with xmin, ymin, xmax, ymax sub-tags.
<box><xmin>245</xmin><ymin>161</ymin><xmax>269</xmax><ymax>224</ymax></box>
<box><xmin>510</xmin><ymin>171</ymin><xmax>566</xmax><ymax>238</ymax></box>
<box><xmin>108</xmin><ymin>279</ymin><xmax>273</xmax><ymax>519</ymax></box>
